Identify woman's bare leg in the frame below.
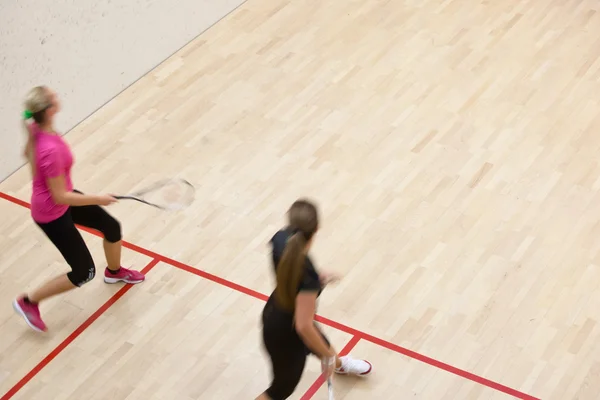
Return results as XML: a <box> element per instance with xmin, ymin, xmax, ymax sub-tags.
<box><xmin>28</xmin><ymin>274</ymin><xmax>76</xmax><ymax>303</ymax></box>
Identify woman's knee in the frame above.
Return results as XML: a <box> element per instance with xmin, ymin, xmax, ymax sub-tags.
<box><xmin>265</xmin><ymin>382</ymin><xmax>296</xmax><ymax>400</ymax></box>
<box><xmin>67</xmin><ymin>257</ymin><xmax>96</xmax><ymax>287</ymax></box>
<box><xmin>103</xmin><ymin>216</ymin><xmax>122</xmax><ymax>243</ymax></box>
<box><xmin>265</xmin><ymin>356</ymin><xmax>305</xmax><ymax>399</ymax></box>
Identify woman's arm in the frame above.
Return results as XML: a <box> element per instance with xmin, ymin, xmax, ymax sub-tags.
<box><xmin>294</xmin><ymin>291</ymin><xmax>336</xmax><ymax>360</ymax></box>
<box><xmin>319</xmin><ymin>271</ymin><xmax>342</xmax><ymax>286</ymax></box>
<box><xmin>47</xmin><ymin>175</ymin><xmax>115</xmax><ymax>206</ymax></box>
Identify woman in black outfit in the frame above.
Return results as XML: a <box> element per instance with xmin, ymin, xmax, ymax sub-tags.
<box><xmin>257</xmin><ymin>199</ymin><xmax>372</xmax><ymax>400</ymax></box>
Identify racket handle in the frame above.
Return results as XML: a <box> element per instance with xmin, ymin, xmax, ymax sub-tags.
<box><xmin>327</xmin><ymin>377</ymin><xmax>335</xmax><ymax>400</ymax></box>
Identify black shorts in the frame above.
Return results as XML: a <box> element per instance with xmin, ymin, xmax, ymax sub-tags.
<box><xmin>35</xmin><ymin>192</ymin><xmax>121</xmax><ymax>286</ymax></box>
<box><xmin>261</xmin><ymin>298</ymin><xmax>329</xmax><ymax>400</ymax></box>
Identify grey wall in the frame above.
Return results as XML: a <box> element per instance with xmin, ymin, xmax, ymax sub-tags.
<box><xmin>0</xmin><ymin>0</ymin><xmax>245</xmax><ymax>181</ymax></box>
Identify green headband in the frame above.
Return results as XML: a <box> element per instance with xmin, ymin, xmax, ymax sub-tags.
<box><xmin>23</xmin><ymin>110</ymin><xmax>33</xmax><ymax>120</ymax></box>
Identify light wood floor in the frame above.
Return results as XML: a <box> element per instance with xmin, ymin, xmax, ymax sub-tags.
<box><xmin>2</xmin><ymin>0</ymin><xmax>600</xmax><ymax>398</ymax></box>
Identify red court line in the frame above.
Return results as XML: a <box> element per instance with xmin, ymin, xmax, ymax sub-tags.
<box><xmin>0</xmin><ymin>192</ymin><xmax>29</xmax><ymax>208</ymax></box>
<box><xmin>0</xmin><ymin>192</ymin><xmax>269</xmax><ymax>302</ymax></box>
<box><xmin>168</xmin><ymin>243</ymin><xmax>540</xmax><ymax>400</ymax></box>
<box><xmin>0</xmin><ymin>258</ymin><xmax>159</xmax><ymax>400</ymax></box>
<box><xmin>148</xmin><ymin>251</ymin><xmax>270</xmax><ymax>302</ymax></box>
<box><xmin>313</xmin><ymin>315</ymin><xmax>539</xmax><ymax>399</ymax></box>
<box><xmin>300</xmin><ymin>335</ymin><xmax>362</xmax><ymax>400</ymax></box>
<box><xmin>0</xmin><ymin>192</ymin><xmax>540</xmax><ymax>400</ymax></box>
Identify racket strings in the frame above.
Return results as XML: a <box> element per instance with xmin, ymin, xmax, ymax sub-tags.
<box><xmin>139</xmin><ymin>180</ymin><xmax>194</xmax><ymax>210</ymax></box>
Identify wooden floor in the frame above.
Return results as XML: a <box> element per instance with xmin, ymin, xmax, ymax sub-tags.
<box><xmin>2</xmin><ymin>0</ymin><xmax>600</xmax><ymax>398</ymax></box>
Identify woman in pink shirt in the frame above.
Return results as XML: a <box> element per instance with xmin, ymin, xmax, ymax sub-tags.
<box><xmin>13</xmin><ymin>86</ymin><xmax>145</xmax><ymax>332</ymax></box>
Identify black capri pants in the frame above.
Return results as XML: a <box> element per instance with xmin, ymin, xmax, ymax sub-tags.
<box><xmin>35</xmin><ymin>191</ymin><xmax>122</xmax><ymax>287</ymax></box>
<box><xmin>261</xmin><ymin>299</ymin><xmax>330</xmax><ymax>400</ymax></box>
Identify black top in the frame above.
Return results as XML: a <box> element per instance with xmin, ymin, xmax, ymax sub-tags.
<box><xmin>269</xmin><ymin>228</ymin><xmax>323</xmax><ymax>302</ymax></box>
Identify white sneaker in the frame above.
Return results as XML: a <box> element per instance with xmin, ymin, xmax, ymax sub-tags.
<box><xmin>335</xmin><ymin>355</ymin><xmax>372</xmax><ymax>376</ymax></box>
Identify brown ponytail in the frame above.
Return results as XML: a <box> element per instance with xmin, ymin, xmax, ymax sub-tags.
<box><xmin>274</xmin><ymin>199</ymin><xmax>319</xmax><ymax>312</ymax></box>
<box><xmin>275</xmin><ymin>233</ymin><xmax>308</xmax><ymax>311</ymax></box>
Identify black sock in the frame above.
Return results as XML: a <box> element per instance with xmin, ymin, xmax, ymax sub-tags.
<box><xmin>24</xmin><ymin>296</ymin><xmax>37</xmax><ymax>305</ymax></box>
<box><xmin>107</xmin><ymin>267</ymin><xmax>121</xmax><ymax>275</ymax></box>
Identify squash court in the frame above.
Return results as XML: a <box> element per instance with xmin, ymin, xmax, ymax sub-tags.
<box><xmin>2</xmin><ymin>0</ymin><xmax>600</xmax><ymax>398</ymax></box>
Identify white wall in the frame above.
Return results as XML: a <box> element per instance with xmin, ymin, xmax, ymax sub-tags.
<box><xmin>0</xmin><ymin>0</ymin><xmax>245</xmax><ymax>181</ymax></box>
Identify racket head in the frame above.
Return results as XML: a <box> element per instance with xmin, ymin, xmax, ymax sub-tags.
<box><xmin>128</xmin><ymin>178</ymin><xmax>195</xmax><ymax>210</ymax></box>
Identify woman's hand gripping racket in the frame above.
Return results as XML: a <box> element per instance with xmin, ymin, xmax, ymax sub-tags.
<box><xmin>322</xmin><ymin>357</ymin><xmax>335</xmax><ymax>400</ymax></box>
<box><xmin>113</xmin><ymin>178</ymin><xmax>195</xmax><ymax>211</ymax></box>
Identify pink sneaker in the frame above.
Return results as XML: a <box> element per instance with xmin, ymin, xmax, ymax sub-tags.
<box><xmin>103</xmin><ymin>266</ymin><xmax>145</xmax><ymax>284</ymax></box>
<box><xmin>335</xmin><ymin>355</ymin><xmax>372</xmax><ymax>376</ymax></box>
<box><xmin>13</xmin><ymin>297</ymin><xmax>47</xmax><ymax>332</ymax></box>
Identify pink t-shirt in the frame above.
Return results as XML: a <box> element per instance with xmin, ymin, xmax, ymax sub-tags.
<box><xmin>30</xmin><ymin>124</ymin><xmax>74</xmax><ymax>223</ymax></box>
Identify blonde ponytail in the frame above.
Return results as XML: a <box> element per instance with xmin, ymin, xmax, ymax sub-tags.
<box><xmin>22</xmin><ymin>120</ymin><xmax>35</xmax><ymax>177</ymax></box>
<box><xmin>22</xmin><ymin>86</ymin><xmax>51</xmax><ymax>177</ymax></box>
